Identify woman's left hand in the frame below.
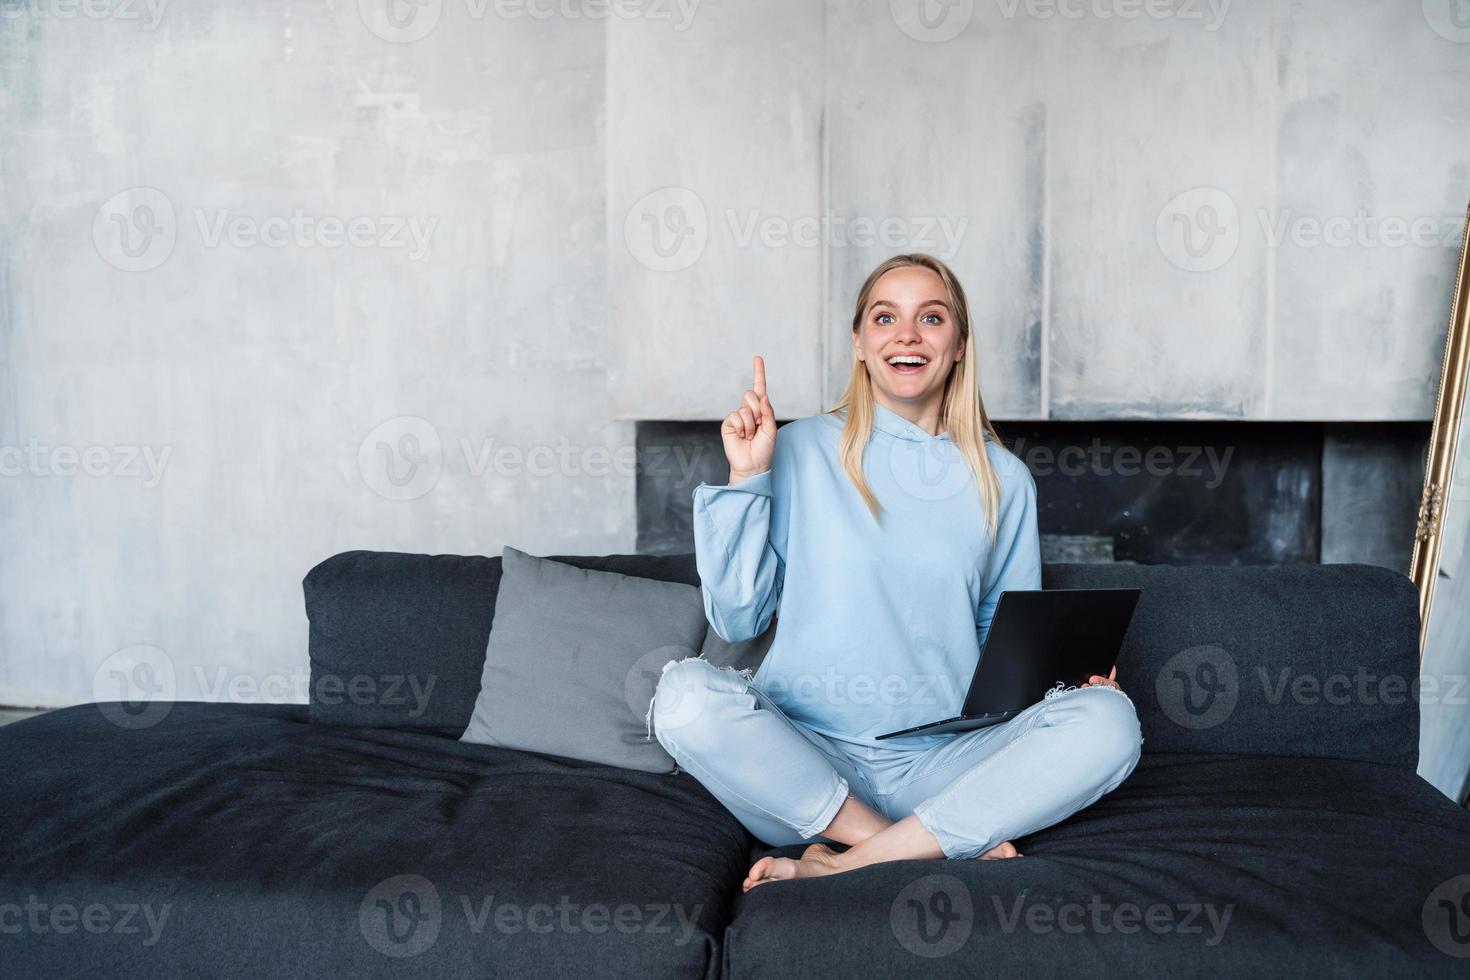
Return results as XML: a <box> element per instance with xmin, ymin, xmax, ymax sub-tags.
<box><xmin>1081</xmin><ymin>665</ymin><xmax>1121</xmax><ymax>691</ymax></box>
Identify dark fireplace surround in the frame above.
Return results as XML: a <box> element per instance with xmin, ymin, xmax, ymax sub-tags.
<box><xmin>636</xmin><ymin>418</ymin><xmax>1429</xmax><ymax>574</ymax></box>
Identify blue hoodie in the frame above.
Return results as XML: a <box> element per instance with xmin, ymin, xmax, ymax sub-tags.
<box><xmin>690</xmin><ymin>401</ymin><xmax>1042</xmax><ymax>750</ymax></box>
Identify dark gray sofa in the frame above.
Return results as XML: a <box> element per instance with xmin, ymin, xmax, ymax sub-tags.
<box><xmin>2</xmin><ymin>551</ymin><xmax>1467</xmax><ymax>978</ymax></box>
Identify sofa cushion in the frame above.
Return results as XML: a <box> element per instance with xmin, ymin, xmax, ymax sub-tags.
<box><xmin>727</xmin><ymin>753</ymin><xmax>1470</xmax><ymax>977</ymax></box>
<box><xmin>303</xmin><ymin>550</ymin><xmax>702</xmax><ymax>736</ymax></box>
<box><xmin>1045</xmin><ymin>562</ymin><xmax>1422</xmax><ymax>768</ymax></box>
<box><xmin>0</xmin><ymin>702</ymin><xmax>747</xmax><ymax>980</ymax></box>
<box><xmin>460</xmin><ymin>546</ymin><xmax>709</xmax><ymax>774</ymax></box>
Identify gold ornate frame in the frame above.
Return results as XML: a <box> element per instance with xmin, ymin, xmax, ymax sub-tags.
<box><xmin>1411</xmin><ymin>200</ymin><xmax>1470</xmax><ymax>659</ymax></box>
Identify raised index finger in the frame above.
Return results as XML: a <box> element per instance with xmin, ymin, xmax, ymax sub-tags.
<box><xmin>753</xmin><ymin>355</ymin><xmax>766</xmax><ymax>399</ymax></box>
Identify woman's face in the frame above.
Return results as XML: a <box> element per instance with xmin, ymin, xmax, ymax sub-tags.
<box><xmin>853</xmin><ymin>265</ymin><xmax>966</xmax><ymax>408</ymax></box>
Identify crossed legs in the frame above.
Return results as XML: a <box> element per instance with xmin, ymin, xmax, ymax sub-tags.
<box><xmin>650</xmin><ymin>657</ymin><xmax>1142</xmax><ymax>890</ymax></box>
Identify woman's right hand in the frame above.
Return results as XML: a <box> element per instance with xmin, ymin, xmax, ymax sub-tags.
<box><xmin>721</xmin><ymin>355</ymin><xmax>777</xmax><ymax>483</ymax></box>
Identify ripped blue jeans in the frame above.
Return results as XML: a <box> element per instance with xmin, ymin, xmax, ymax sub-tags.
<box><xmin>646</xmin><ymin>656</ymin><xmax>1143</xmax><ymax>860</ymax></box>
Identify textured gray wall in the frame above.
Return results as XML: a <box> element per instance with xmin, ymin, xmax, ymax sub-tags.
<box><xmin>1</xmin><ymin>3</ymin><xmax>620</xmax><ymax>707</ymax></box>
<box><xmin>3</xmin><ymin>1</ymin><xmax>1468</xmax><ymax>735</ymax></box>
<box><xmin>611</xmin><ymin>1</ymin><xmax>1470</xmax><ymax>421</ymax></box>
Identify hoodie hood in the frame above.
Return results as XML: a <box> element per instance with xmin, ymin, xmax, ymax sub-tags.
<box><xmin>871</xmin><ymin>402</ymin><xmax>952</xmax><ymax>444</ymax></box>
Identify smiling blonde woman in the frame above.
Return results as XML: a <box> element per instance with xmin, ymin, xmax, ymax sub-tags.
<box><xmin>648</xmin><ymin>253</ymin><xmax>1140</xmax><ymax>891</ymax></box>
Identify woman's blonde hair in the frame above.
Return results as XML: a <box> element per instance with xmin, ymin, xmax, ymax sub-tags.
<box><xmin>826</xmin><ymin>252</ymin><xmax>1007</xmax><ymax>543</ymax></box>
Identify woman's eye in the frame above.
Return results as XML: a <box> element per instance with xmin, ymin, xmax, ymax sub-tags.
<box><xmin>876</xmin><ymin>313</ymin><xmax>893</xmax><ymax>324</ymax></box>
<box><xmin>922</xmin><ymin>313</ymin><xmax>942</xmax><ymax>325</ymax></box>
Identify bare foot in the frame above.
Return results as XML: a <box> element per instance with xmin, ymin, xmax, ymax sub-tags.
<box><xmin>978</xmin><ymin>840</ymin><xmax>1022</xmax><ymax>860</ymax></box>
<box><xmin>742</xmin><ymin>842</ymin><xmax>844</xmax><ymax>892</ymax></box>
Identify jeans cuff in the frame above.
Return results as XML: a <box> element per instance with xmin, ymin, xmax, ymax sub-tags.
<box><xmin>798</xmin><ymin>775</ymin><xmax>851</xmax><ymax>839</ymax></box>
<box><xmin>912</xmin><ymin>803</ymin><xmax>987</xmax><ymax>860</ymax></box>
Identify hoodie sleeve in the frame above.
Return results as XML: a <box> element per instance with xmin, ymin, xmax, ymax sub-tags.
<box><xmin>691</xmin><ymin>467</ymin><xmax>785</xmax><ymax>644</ymax></box>
<box><xmin>976</xmin><ymin>459</ymin><xmax>1042</xmax><ymax>650</ymax></box>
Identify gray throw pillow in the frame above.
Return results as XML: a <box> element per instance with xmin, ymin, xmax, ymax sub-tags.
<box><xmin>460</xmin><ymin>545</ymin><xmax>710</xmax><ymax>774</ymax></box>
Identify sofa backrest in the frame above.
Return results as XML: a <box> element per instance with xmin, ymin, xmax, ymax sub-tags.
<box><xmin>1044</xmin><ymin>561</ymin><xmax>1421</xmax><ymax>768</ymax></box>
<box><xmin>302</xmin><ymin>550</ymin><xmax>701</xmax><ymax>736</ymax></box>
<box><xmin>304</xmin><ymin>551</ymin><xmax>1422</xmax><ymax>768</ymax></box>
